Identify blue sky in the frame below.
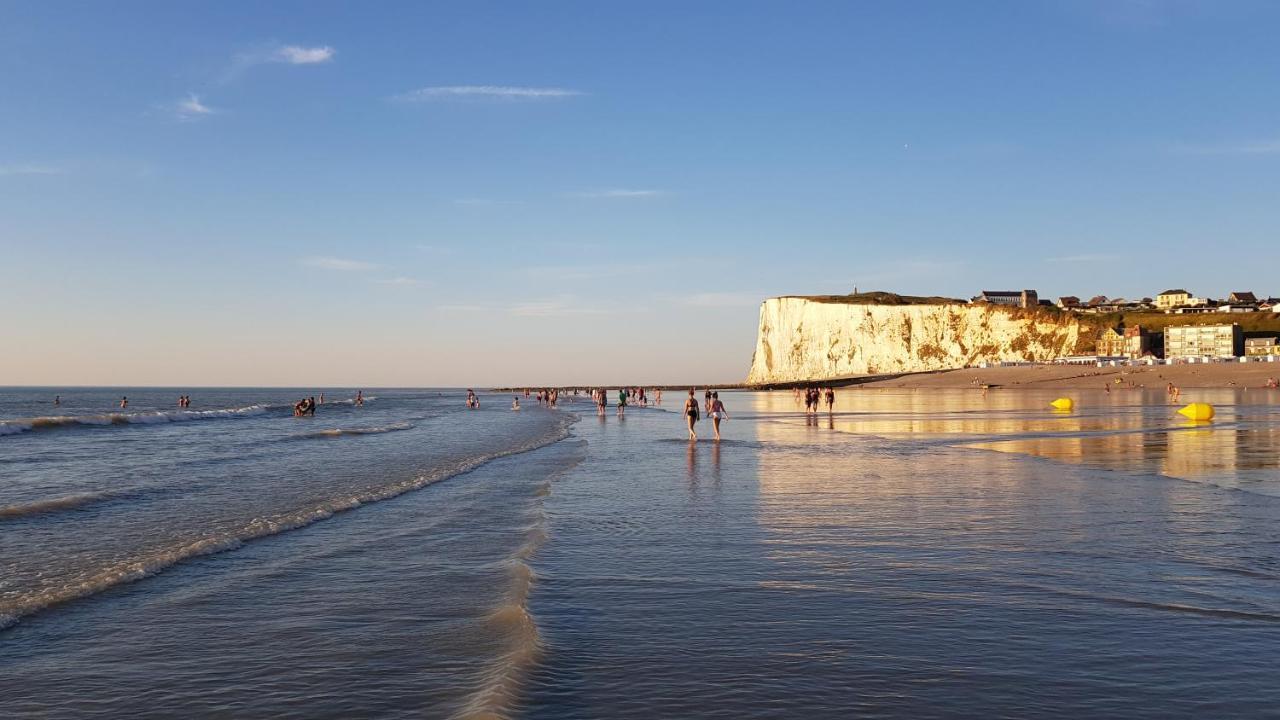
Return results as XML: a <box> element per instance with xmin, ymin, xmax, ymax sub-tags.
<box><xmin>3</xmin><ymin>1</ymin><xmax>1278</xmax><ymax>386</ymax></box>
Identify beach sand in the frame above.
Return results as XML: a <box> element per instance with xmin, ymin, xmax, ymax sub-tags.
<box><xmin>860</xmin><ymin>361</ymin><xmax>1280</xmax><ymax>390</ymax></box>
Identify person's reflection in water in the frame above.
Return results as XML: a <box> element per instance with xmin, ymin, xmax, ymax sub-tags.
<box><xmin>710</xmin><ymin>440</ymin><xmax>722</xmax><ymax>488</ymax></box>
<box><xmin>686</xmin><ymin>441</ymin><xmax>698</xmax><ymax>489</ymax></box>
<box><xmin>828</xmin><ymin>414</ymin><xmax>835</xmax><ymax>430</ymax></box>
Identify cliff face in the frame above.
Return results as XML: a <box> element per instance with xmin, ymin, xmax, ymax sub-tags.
<box><xmin>747</xmin><ymin>297</ymin><xmax>1089</xmax><ymax>384</ymax></box>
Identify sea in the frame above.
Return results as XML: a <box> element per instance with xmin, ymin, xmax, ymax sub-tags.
<box><xmin>2</xmin><ymin>386</ymin><xmax>1280</xmax><ymax>718</ymax></box>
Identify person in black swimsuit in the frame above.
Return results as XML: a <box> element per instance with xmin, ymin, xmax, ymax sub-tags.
<box><xmin>684</xmin><ymin>388</ymin><xmax>700</xmax><ymax>440</ymax></box>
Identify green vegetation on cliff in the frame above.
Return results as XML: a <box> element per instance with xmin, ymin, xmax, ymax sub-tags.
<box><xmin>784</xmin><ymin>291</ymin><xmax>964</xmax><ymax>306</ymax></box>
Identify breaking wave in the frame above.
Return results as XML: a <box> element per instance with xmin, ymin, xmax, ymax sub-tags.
<box><xmin>0</xmin><ymin>414</ymin><xmax>576</xmax><ymax>632</ymax></box>
<box><xmin>0</xmin><ymin>490</ymin><xmax>137</xmax><ymax>520</ymax></box>
<box><xmin>0</xmin><ymin>405</ymin><xmax>273</xmax><ymax>438</ymax></box>
<box><xmin>293</xmin><ymin>422</ymin><xmax>415</xmax><ymax>440</ymax></box>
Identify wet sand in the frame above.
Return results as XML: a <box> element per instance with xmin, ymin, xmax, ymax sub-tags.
<box><xmin>861</xmin><ymin>362</ymin><xmax>1280</xmax><ymax>390</ymax></box>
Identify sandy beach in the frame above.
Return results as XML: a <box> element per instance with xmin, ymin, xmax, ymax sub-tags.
<box><xmin>860</xmin><ymin>362</ymin><xmax>1280</xmax><ymax>390</ymax></box>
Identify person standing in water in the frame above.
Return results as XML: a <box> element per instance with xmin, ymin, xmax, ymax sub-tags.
<box><xmin>512</xmin><ymin>395</ymin><xmax>521</xmax><ymax>411</ymax></box>
<box><xmin>54</xmin><ymin>395</ymin><xmax>61</xmax><ymax>406</ymax></box>
<box><xmin>119</xmin><ymin>396</ymin><xmax>128</xmax><ymax>409</ymax></box>
<box><xmin>709</xmin><ymin>391</ymin><xmax>729</xmax><ymax>441</ymax></box>
<box><xmin>596</xmin><ymin>388</ymin><xmax>607</xmax><ymax>417</ymax></box>
<box><xmin>825</xmin><ymin>387</ymin><xmax>835</xmax><ymax>414</ymax></box>
<box><xmin>617</xmin><ymin>388</ymin><xmax>627</xmax><ymax>417</ymax></box>
<box><xmin>684</xmin><ymin>389</ymin><xmax>700</xmax><ymax>440</ymax></box>
<box><xmin>355</xmin><ymin>390</ymin><xmax>364</xmax><ymax>407</ymax></box>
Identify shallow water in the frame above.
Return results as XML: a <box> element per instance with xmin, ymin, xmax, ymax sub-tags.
<box><xmin>3</xmin><ymin>387</ymin><xmax>1279</xmax><ymax>717</ymax></box>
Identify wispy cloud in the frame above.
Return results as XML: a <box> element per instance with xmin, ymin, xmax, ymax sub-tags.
<box><xmin>569</xmin><ymin>189</ymin><xmax>666</xmax><ymax>199</ymax></box>
<box><xmin>509</xmin><ymin>295</ymin><xmax>611</xmax><ymax>317</ymax></box>
<box><xmin>1173</xmin><ymin>138</ymin><xmax>1280</xmax><ymax>156</ymax></box>
<box><xmin>274</xmin><ymin>45</ymin><xmax>335</xmax><ymax>65</ymax></box>
<box><xmin>438</xmin><ymin>295</ymin><xmax>618</xmax><ymax>317</ymax></box>
<box><xmin>392</xmin><ymin>86</ymin><xmax>583</xmax><ymax>102</ymax></box>
<box><xmin>452</xmin><ymin>197</ymin><xmax>527</xmax><ymax>207</ymax></box>
<box><xmin>0</xmin><ymin>164</ymin><xmax>62</xmax><ymax>176</ymax></box>
<box><xmin>376</xmin><ymin>276</ymin><xmax>418</xmax><ymax>286</ymax></box>
<box><xmin>1047</xmin><ymin>253</ymin><xmax>1120</xmax><ymax>263</ymax></box>
<box><xmin>222</xmin><ymin>43</ymin><xmax>336</xmax><ymax>82</ymax></box>
<box><xmin>173</xmin><ymin>93</ymin><xmax>216</xmax><ymax>120</ymax></box>
<box><xmin>680</xmin><ymin>292</ymin><xmax>763</xmax><ymax>308</ymax></box>
<box><xmin>302</xmin><ymin>256</ymin><xmax>378</xmax><ymax>271</ymax></box>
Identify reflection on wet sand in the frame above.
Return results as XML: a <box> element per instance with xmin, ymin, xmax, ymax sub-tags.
<box><xmin>742</xmin><ymin>388</ymin><xmax>1280</xmax><ymax>497</ymax></box>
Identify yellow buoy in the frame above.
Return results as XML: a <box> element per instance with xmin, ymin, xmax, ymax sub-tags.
<box><xmin>1178</xmin><ymin>403</ymin><xmax>1214</xmax><ymax>421</ymax></box>
<box><xmin>1050</xmin><ymin>397</ymin><xmax>1074</xmax><ymax>411</ymax></box>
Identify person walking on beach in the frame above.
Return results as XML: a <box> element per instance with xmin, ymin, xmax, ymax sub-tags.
<box><xmin>684</xmin><ymin>389</ymin><xmax>700</xmax><ymax>440</ymax></box>
<box><xmin>596</xmin><ymin>388</ymin><xmax>607</xmax><ymax>416</ymax></box>
<box><xmin>709</xmin><ymin>391</ymin><xmax>728</xmax><ymax>441</ymax></box>
<box><xmin>656</xmin><ymin>388</ymin><xmax>662</xmax><ymax>405</ymax></box>
<box><xmin>617</xmin><ymin>388</ymin><xmax>627</xmax><ymax>417</ymax></box>
<box><xmin>825</xmin><ymin>387</ymin><xmax>835</xmax><ymax>414</ymax></box>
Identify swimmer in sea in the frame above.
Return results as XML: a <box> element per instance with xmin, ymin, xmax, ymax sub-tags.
<box><xmin>512</xmin><ymin>396</ymin><xmax>521</xmax><ymax>411</ymax></box>
<box><xmin>120</xmin><ymin>396</ymin><xmax>128</xmax><ymax>409</ymax></box>
<box><xmin>709</xmin><ymin>391</ymin><xmax>728</xmax><ymax>441</ymax></box>
<box><xmin>684</xmin><ymin>389</ymin><xmax>700</xmax><ymax>440</ymax></box>
<box><xmin>355</xmin><ymin>390</ymin><xmax>364</xmax><ymax>407</ymax></box>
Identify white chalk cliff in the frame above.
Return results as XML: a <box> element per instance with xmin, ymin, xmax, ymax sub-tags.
<box><xmin>746</xmin><ymin>297</ymin><xmax>1088</xmax><ymax>384</ymax></box>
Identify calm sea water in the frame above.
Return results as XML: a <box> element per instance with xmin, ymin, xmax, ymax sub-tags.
<box><xmin>3</xmin><ymin>386</ymin><xmax>1280</xmax><ymax>718</ymax></box>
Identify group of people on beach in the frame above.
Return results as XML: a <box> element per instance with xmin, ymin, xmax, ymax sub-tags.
<box><xmin>293</xmin><ymin>396</ymin><xmax>318</xmax><ymax>416</ymax></box>
<box><xmin>797</xmin><ymin>386</ymin><xmax>836</xmax><ymax>414</ymax></box>
<box><xmin>684</xmin><ymin>389</ymin><xmax>728</xmax><ymax>441</ymax></box>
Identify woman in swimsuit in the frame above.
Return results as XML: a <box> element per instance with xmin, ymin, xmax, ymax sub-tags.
<box><xmin>709</xmin><ymin>391</ymin><xmax>728</xmax><ymax>441</ymax></box>
<box><xmin>684</xmin><ymin>389</ymin><xmax>700</xmax><ymax>440</ymax></box>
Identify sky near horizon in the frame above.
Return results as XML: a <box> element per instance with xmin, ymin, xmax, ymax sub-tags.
<box><xmin>3</xmin><ymin>1</ymin><xmax>1279</xmax><ymax>387</ymax></box>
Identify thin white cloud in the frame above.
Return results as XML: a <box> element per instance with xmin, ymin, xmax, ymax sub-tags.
<box><xmin>0</xmin><ymin>164</ymin><xmax>62</xmax><ymax>176</ymax></box>
<box><xmin>438</xmin><ymin>295</ymin><xmax>639</xmax><ymax>317</ymax></box>
<box><xmin>680</xmin><ymin>292</ymin><xmax>763</xmax><ymax>308</ymax></box>
<box><xmin>302</xmin><ymin>256</ymin><xmax>378</xmax><ymax>271</ymax></box>
<box><xmin>509</xmin><ymin>296</ymin><xmax>601</xmax><ymax>317</ymax></box>
<box><xmin>174</xmin><ymin>93</ymin><xmax>216</xmax><ymax>120</ymax></box>
<box><xmin>415</xmin><ymin>244</ymin><xmax>455</xmax><ymax>255</ymax></box>
<box><xmin>274</xmin><ymin>45</ymin><xmax>335</xmax><ymax>65</ymax></box>
<box><xmin>452</xmin><ymin>197</ymin><xmax>527</xmax><ymax>206</ymax></box>
<box><xmin>1047</xmin><ymin>253</ymin><xmax>1120</xmax><ymax>263</ymax></box>
<box><xmin>569</xmin><ymin>189</ymin><xmax>666</xmax><ymax>199</ymax></box>
<box><xmin>1173</xmin><ymin>138</ymin><xmax>1280</xmax><ymax>156</ymax></box>
<box><xmin>222</xmin><ymin>43</ymin><xmax>336</xmax><ymax>82</ymax></box>
<box><xmin>393</xmin><ymin>86</ymin><xmax>583</xmax><ymax>102</ymax></box>
<box><xmin>376</xmin><ymin>276</ymin><xmax>418</xmax><ymax>286</ymax></box>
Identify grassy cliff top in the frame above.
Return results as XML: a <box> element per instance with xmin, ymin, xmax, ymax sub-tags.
<box><xmin>780</xmin><ymin>291</ymin><xmax>965</xmax><ymax>306</ymax></box>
